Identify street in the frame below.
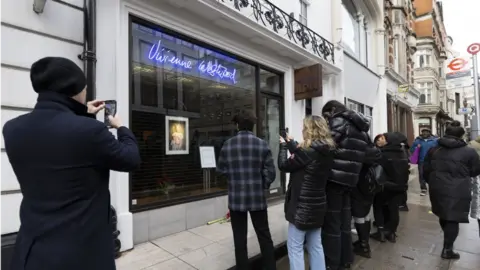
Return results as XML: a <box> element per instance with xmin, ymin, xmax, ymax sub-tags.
<box><xmin>277</xmin><ymin>171</ymin><xmax>480</xmax><ymax>270</ymax></box>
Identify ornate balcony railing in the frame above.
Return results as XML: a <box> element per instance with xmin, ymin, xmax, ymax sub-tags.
<box><xmin>219</xmin><ymin>0</ymin><xmax>335</xmax><ymax>64</ymax></box>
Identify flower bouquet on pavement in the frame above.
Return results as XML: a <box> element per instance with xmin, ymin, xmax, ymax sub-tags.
<box><xmin>207</xmin><ymin>210</ymin><xmax>231</xmax><ymax>225</ymax></box>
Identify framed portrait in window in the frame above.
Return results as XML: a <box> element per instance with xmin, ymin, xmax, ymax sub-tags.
<box><xmin>165</xmin><ymin>116</ymin><xmax>189</xmax><ymax>155</ymax></box>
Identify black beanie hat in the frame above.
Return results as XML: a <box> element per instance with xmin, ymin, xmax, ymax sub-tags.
<box><xmin>30</xmin><ymin>57</ymin><xmax>86</xmax><ymax>96</ymax></box>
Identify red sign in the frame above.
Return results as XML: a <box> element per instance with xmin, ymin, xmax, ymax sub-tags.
<box><xmin>467</xmin><ymin>43</ymin><xmax>480</xmax><ymax>55</ymax></box>
<box><xmin>447</xmin><ymin>58</ymin><xmax>467</xmax><ymax>71</ymax></box>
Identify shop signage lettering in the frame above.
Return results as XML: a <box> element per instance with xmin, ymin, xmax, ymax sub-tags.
<box><xmin>148</xmin><ymin>40</ymin><xmax>237</xmax><ymax>84</ymax></box>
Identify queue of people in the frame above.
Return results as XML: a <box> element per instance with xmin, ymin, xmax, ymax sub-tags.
<box><xmin>218</xmin><ymin>105</ymin><xmax>480</xmax><ymax>269</ymax></box>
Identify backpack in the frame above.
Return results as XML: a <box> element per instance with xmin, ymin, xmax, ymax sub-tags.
<box><xmin>359</xmin><ymin>163</ymin><xmax>387</xmax><ymax>196</ymax></box>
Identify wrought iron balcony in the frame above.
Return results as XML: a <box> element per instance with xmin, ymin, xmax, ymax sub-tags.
<box><xmin>218</xmin><ymin>0</ymin><xmax>335</xmax><ymax>64</ymax></box>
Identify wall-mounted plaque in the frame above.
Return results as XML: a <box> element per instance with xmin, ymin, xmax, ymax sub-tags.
<box><xmin>294</xmin><ymin>64</ymin><xmax>323</xmax><ymax>100</ymax></box>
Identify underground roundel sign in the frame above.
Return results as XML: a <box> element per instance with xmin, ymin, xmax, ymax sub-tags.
<box><xmin>447</xmin><ymin>58</ymin><xmax>467</xmax><ymax>71</ymax></box>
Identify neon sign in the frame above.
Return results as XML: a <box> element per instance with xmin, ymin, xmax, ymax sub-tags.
<box><xmin>148</xmin><ymin>40</ymin><xmax>237</xmax><ymax>84</ymax></box>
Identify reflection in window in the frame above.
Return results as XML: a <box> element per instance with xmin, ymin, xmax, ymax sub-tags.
<box><xmin>260</xmin><ymin>69</ymin><xmax>280</xmax><ymax>93</ymax></box>
<box><xmin>130</xmin><ymin>22</ymin><xmax>258</xmax><ymax>208</ymax></box>
<box><xmin>259</xmin><ymin>97</ymin><xmax>282</xmax><ymax>190</ymax></box>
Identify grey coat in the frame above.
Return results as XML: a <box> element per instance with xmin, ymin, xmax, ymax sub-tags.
<box><xmin>469</xmin><ymin>140</ymin><xmax>480</xmax><ymax>219</ymax></box>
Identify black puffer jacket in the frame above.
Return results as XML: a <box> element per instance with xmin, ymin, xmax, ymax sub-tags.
<box><xmin>328</xmin><ymin>110</ymin><xmax>372</xmax><ymax>187</ymax></box>
<box><xmin>378</xmin><ymin>132</ymin><xmax>410</xmax><ymax>191</ymax></box>
<box><xmin>424</xmin><ymin>136</ymin><xmax>480</xmax><ymax>222</ymax></box>
<box><xmin>279</xmin><ymin>140</ymin><xmax>334</xmax><ymax>230</ymax></box>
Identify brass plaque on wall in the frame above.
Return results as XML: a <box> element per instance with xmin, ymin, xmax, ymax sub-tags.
<box><xmin>294</xmin><ymin>64</ymin><xmax>323</xmax><ymax>101</ymax></box>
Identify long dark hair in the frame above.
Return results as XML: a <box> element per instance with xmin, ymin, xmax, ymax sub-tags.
<box><xmin>322</xmin><ymin>100</ymin><xmax>346</xmax><ymax>120</ymax></box>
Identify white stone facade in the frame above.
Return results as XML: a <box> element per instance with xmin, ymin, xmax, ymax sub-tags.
<box><xmin>1</xmin><ymin>0</ymin><xmax>387</xmax><ymax>253</ymax></box>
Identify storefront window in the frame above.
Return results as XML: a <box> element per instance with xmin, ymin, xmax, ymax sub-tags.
<box><xmin>129</xmin><ymin>20</ymin><xmax>283</xmax><ymax>210</ymax></box>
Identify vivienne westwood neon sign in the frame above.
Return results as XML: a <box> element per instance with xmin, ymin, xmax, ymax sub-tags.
<box><xmin>148</xmin><ymin>40</ymin><xmax>237</xmax><ymax>84</ymax></box>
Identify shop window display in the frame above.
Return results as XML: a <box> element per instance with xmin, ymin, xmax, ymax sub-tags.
<box><xmin>130</xmin><ymin>20</ymin><xmax>267</xmax><ymax>209</ymax></box>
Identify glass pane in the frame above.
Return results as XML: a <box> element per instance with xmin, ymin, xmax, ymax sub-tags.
<box><xmin>130</xmin><ymin>21</ymin><xmax>256</xmax><ymax>207</ymax></box>
<box><xmin>260</xmin><ymin>97</ymin><xmax>282</xmax><ymax>190</ymax></box>
<box><xmin>260</xmin><ymin>69</ymin><xmax>280</xmax><ymax>93</ymax></box>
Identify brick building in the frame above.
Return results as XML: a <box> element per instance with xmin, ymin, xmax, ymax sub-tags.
<box><xmin>411</xmin><ymin>0</ymin><xmax>451</xmax><ymax>137</ymax></box>
<box><xmin>384</xmin><ymin>0</ymin><xmax>419</xmax><ymax>143</ymax></box>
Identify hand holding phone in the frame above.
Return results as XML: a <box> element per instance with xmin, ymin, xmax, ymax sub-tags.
<box><xmin>104</xmin><ymin>100</ymin><xmax>117</xmax><ymax>128</ymax></box>
<box><xmin>280</xmin><ymin>127</ymin><xmax>289</xmax><ymax>140</ymax></box>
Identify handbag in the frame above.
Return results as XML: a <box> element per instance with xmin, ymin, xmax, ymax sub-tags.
<box><xmin>410</xmin><ymin>147</ymin><xmax>420</xmax><ymax>164</ymax></box>
<box><xmin>359</xmin><ymin>164</ymin><xmax>387</xmax><ymax>196</ymax></box>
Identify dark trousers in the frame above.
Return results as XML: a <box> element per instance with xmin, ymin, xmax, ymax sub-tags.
<box><xmin>400</xmin><ymin>190</ymin><xmax>408</xmax><ymax>206</ymax></box>
<box><xmin>439</xmin><ymin>219</ymin><xmax>459</xmax><ymax>248</ymax></box>
<box><xmin>418</xmin><ymin>163</ymin><xmax>428</xmax><ymax>190</ymax></box>
<box><xmin>322</xmin><ymin>183</ymin><xmax>353</xmax><ymax>269</ymax></box>
<box><xmin>373</xmin><ymin>191</ymin><xmax>403</xmax><ymax>232</ymax></box>
<box><xmin>230</xmin><ymin>209</ymin><xmax>276</xmax><ymax>270</ymax></box>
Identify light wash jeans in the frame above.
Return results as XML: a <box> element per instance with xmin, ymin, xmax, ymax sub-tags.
<box><xmin>287</xmin><ymin>223</ymin><xmax>326</xmax><ymax>270</ymax></box>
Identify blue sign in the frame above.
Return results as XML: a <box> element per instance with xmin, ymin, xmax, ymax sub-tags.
<box><xmin>148</xmin><ymin>40</ymin><xmax>237</xmax><ymax>84</ymax></box>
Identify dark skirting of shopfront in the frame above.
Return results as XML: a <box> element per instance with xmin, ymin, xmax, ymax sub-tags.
<box><xmin>128</xmin><ymin>16</ymin><xmax>286</xmax><ymax>212</ymax></box>
<box><xmin>387</xmin><ymin>95</ymin><xmax>414</xmax><ymax>143</ymax></box>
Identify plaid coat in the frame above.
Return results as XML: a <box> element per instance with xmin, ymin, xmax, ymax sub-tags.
<box><xmin>217</xmin><ymin>131</ymin><xmax>276</xmax><ymax>212</ymax></box>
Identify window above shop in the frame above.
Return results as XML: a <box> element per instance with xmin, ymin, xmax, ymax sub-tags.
<box><xmin>341</xmin><ymin>0</ymin><xmax>373</xmax><ymax>67</ymax></box>
<box><xmin>417</xmin><ymin>82</ymin><xmax>434</xmax><ymax>104</ymax></box>
<box><xmin>299</xmin><ymin>0</ymin><xmax>308</xmax><ymax>25</ymax></box>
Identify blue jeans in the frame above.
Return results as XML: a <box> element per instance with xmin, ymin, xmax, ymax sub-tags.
<box><xmin>287</xmin><ymin>223</ymin><xmax>326</xmax><ymax>270</ymax></box>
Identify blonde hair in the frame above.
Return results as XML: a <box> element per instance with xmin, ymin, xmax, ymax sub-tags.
<box><xmin>299</xmin><ymin>115</ymin><xmax>335</xmax><ymax>149</ymax></box>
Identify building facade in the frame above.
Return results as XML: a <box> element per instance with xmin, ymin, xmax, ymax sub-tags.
<box><xmin>412</xmin><ymin>0</ymin><xmax>450</xmax><ymax>137</ymax></box>
<box><xmin>1</xmin><ymin>0</ymin><xmax>386</xmax><ymax>263</ymax></box>
<box><xmin>445</xmin><ymin>36</ymin><xmax>474</xmax><ymax>134</ymax></box>
<box><xmin>384</xmin><ymin>0</ymin><xmax>419</xmax><ymax>143</ymax></box>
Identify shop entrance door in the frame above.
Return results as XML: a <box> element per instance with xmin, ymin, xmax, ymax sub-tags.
<box><xmin>259</xmin><ymin>95</ymin><xmax>285</xmax><ymax>197</ymax></box>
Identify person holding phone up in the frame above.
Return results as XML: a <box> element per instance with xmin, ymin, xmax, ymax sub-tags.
<box><xmin>3</xmin><ymin>57</ymin><xmax>141</xmax><ymax>270</ymax></box>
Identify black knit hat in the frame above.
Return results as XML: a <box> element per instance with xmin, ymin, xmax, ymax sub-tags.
<box><xmin>30</xmin><ymin>57</ymin><xmax>86</xmax><ymax>96</ymax></box>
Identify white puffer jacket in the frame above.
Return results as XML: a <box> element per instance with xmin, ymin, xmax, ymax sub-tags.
<box><xmin>468</xmin><ymin>139</ymin><xmax>480</xmax><ymax>219</ymax></box>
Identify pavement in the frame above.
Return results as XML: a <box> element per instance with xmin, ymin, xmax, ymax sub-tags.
<box><xmin>116</xmin><ymin>167</ymin><xmax>480</xmax><ymax>270</ymax></box>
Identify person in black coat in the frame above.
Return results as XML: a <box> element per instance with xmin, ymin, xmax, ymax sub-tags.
<box><xmin>350</xmin><ymin>137</ymin><xmax>381</xmax><ymax>259</ymax></box>
<box><xmin>423</xmin><ymin>121</ymin><xmax>480</xmax><ymax>260</ymax></box>
<box><xmin>370</xmin><ymin>132</ymin><xmax>410</xmax><ymax>243</ymax></box>
<box><xmin>278</xmin><ymin>115</ymin><xmax>335</xmax><ymax>270</ymax></box>
<box><xmin>3</xmin><ymin>57</ymin><xmax>141</xmax><ymax>270</ymax></box>
<box><xmin>321</xmin><ymin>100</ymin><xmax>373</xmax><ymax>270</ymax></box>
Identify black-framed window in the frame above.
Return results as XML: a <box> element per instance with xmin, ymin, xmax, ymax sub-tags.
<box><xmin>129</xmin><ymin>17</ymin><xmax>284</xmax><ymax>211</ymax></box>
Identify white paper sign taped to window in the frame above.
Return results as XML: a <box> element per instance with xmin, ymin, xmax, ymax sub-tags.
<box><xmin>199</xmin><ymin>146</ymin><xmax>217</xmax><ymax>168</ymax></box>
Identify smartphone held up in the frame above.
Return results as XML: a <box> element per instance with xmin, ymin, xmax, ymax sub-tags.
<box><xmin>280</xmin><ymin>127</ymin><xmax>289</xmax><ymax>139</ymax></box>
<box><xmin>104</xmin><ymin>100</ymin><xmax>117</xmax><ymax>128</ymax></box>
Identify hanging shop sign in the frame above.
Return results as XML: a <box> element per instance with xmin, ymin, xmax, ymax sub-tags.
<box><xmin>294</xmin><ymin>64</ymin><xmax>323</xmax><ymax>100</ymax></box>
<box><xmin>398</xmin><ymin>84</ymin><xmax>409</xmax><ymax>93</ymax></box>
<box><xmin>148</xmin><ymin>40</ymin><xmax>237</xmax><ymax>84</ymax></box>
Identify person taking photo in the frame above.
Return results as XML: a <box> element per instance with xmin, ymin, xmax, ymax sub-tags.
<box><xmin>3</xmin><ymin>57</ymin><xmax>141</xmax><ymax>270</ymax></box>
<box><xmin>278</xmin><ymin>115</ymin><xmax>335</xmax><ymax>270</ymax></box>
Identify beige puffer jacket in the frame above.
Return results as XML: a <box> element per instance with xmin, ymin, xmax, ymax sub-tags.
<box><xmin>468</xmin><ymin>138</ymin><xmax>480</xmax><ymax>219</ymax></box>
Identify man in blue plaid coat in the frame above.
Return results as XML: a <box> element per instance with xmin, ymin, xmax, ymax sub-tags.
<box><xmin>217</xmin><ymin>109</ymin><xmax>277</xmax><ymax>270</ymax></box>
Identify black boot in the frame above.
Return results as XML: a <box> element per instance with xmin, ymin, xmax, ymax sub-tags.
<box><xmin>441</xmin><ymin>243</ymin><xmax>460</xmax><ymax>260</ymax></box>
<box><xmin>370</xmin><ymin>227</ymin><xmax>386</xmax><ymax>242</ymax></box>
<box><xmin>353</xmin><ymin>222</ymin><xmax>372</xmax><ymax>258</ymax></box>
<box><xmin>385</xmin><ymin>231</ymin><xmax>397</xmax><ymax>243</ymax></box>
